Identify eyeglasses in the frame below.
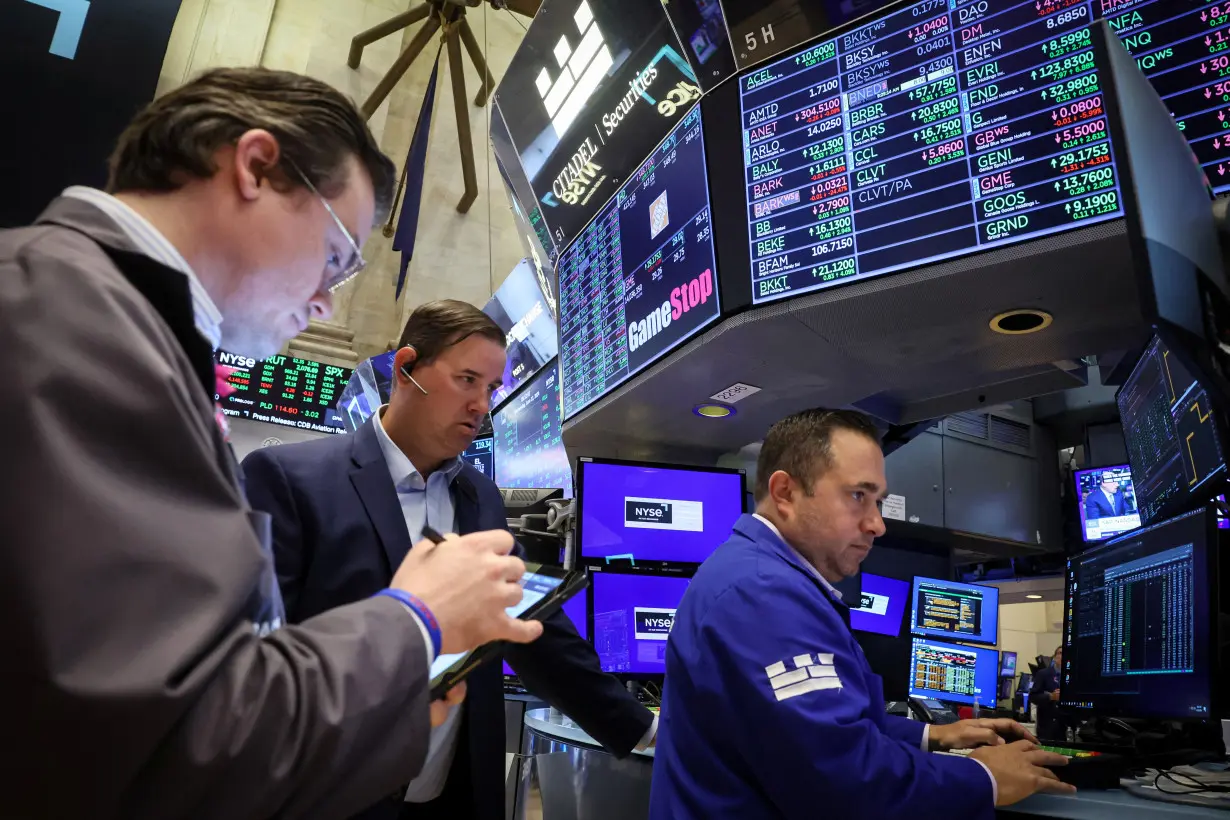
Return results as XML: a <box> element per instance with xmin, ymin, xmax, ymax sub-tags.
<box><xmin>286</xmin><ymin>159</ymin><xmax>366</xmax><ymax>294</ymax></box>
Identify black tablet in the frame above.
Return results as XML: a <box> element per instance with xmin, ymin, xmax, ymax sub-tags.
<box><xmin>428</xmin><ymin>563</ymin><xmax>587</xmax><ymax>699</ymax></box>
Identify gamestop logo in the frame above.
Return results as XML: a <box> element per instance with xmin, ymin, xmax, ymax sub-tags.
<box><xmin>625</xmin><ymin>497</ymin><xmax>704</xmax><ymax>532</ymax></box>
<box><xmin>634</xmin><ymin>607</ymin><xmax>676</xmax><ymax>640</ymax></box>
<box><xmin>627</xmin><ymin>268</ymin><xmax>715</xmax><ymax>353</ymax></box>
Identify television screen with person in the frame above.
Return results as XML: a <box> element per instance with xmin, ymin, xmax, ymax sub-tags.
<box><xmin>1074</xmin><ymin>464</ymin><xmax>1141</xmax><ymax>542</ymax></box>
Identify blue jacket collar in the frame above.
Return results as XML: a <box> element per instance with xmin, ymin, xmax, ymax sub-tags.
<box><xmin>732</xmin><ymin>513</ymin><xmax>849</xmax><ymax>612</ymax></box>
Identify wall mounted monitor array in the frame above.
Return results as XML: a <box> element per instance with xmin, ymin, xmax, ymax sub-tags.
<box><xmin>492</xmin><ymin>359</ymin><xmax>573</xmax><ymax>497</ymax></box>
<box><xmin>461</xmin><ymin>435</ymin><xmax>495</xmax><ymax>481</ymax></box>
<box><xmin>1000</xmin><ymin>650</ymin><xmax>1017</xmax><ymax>678</ymax></box>
<box><xmin>733</xmin><ymin>0</ymin><xmax>1133</xmax><ymax>306</ymax></box>
<box><xmin>907</xmin><ymin>637</ymin><xmax>1000</xmax><ymax>708</ymax></box>
<box><xmin>575</xmin><ymin>458</ymin><xmax>744</xmax><ymax>564</ymax></box>
<box><xmin>1061</xmin><ymin>505</ymin><xmax>1219</xmax><ymax>720</ymax></box>
<box><xmin>483</xmin><ymin>258</ymin><xmax>560</xmax><ymax>409</ymax></box>
<box><xmin>557</xmin><ymin>105</ymin><xmax>721</xmax><ymax>419</ymax></box>
<box><xmin>849</xmin><ymin>572</ymin><xmax>909</xmax><ymax>637</ymax></box>
<box><xmin>1075</xmin><ymin>463</ymin><xmax>1142</xmax><ymax>542</ymax></box>
<box><xmin>215</xmin><ymin>350</ymin><xmax>349</xmax><ymax>434</ymax></box>
<box><xmin>909</xmin><ymin>577</ymin><xmax>999</xmax><ymax>646</ymax></box>
<box><xmin>591</xmin><ymin>569</ymin><xmax>690</xmax><ymax>675</ymax></box>
<box><xmin>505</xmin><ymin>583</ymin><xmax>589</xmax><ymax>677</ymax></box>
<box><xmin>1117</xmin><ymin>335</ymin><xmax>1227</xmax><ymax>525</ymax></box>
<box><xmin>493</xmin><ymin>0</ymin><xmax>702</xmax><ymax>247</ymax></box>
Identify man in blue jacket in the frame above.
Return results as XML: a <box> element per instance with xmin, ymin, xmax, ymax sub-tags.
<box><xmin>650</xmin><ymin>409</ymin><xmax>1075</xmax><ymax>819</ymax></box>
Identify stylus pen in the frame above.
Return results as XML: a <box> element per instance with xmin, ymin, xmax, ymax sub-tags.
<box><xmin>421</xmin><ymin>525</ymin><xmax>447</xmax><ymax>545</ymax></box>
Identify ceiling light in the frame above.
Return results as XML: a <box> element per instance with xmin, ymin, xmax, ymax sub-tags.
<box><xmin>693</xmin><ymin>402</ymin><xmax>734</xmax><ymax>419</ymax></box>
<box><xmin>1025</xmin><ymin>594</ymin><xmax>1043</xmax><ymax>599</ymax></box>
<box><xmin>989</xmin><ymin>309</ymin><xmax>1053</xmax><ymax>335</ymax></box>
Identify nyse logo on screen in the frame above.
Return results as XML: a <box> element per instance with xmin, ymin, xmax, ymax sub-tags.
<box><xmin>534</xmin><ymin>0</ymin><xmax>612</xmax><ymax>139</ymax></box>
<box><xmin>856</xmin><ymin>591</ymin><xmax>890</xmax><ymax>616</ymax></box>
<box><xmin>624</xmin><ymin>497</ymin><xmax>704</xmax><ymax>532</ymax></box>
<box><xmin>24</xmin><ymin>0</ymin><xmax>91</xmax><ymax>60</ymax></box>
<box><xmin>634</xmin><ymin>607</ymin><xmax>677</xmax><ymax>640</ymax></box>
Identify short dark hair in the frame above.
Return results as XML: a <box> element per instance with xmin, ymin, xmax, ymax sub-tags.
<box><xmin>107</xmin><ymin>67</ymin><xmax>397</xmax><ymax>221</ymax></box>
<box><xmin>754</xmin><ymin>408</ymin><xmax>881</xmax><ymax>502</ymax></box>
<box><xmin>397</xmin><ymin>300</ymin><xmax>506</xmax><ymax>371</ymax></box>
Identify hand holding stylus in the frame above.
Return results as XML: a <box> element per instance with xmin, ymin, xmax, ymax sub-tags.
<box><xmin>391</xmin><ymin>527</ymin><xmax>543</xmax><ymax>655</ymax></box>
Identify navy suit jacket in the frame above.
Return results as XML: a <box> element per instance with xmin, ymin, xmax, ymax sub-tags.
<box><xmin>1085</xmin><ymin>489</ymin><xmax>1126</xmax><ymax>519</ymax></box>
<box><xmin>242</xmin><ymin>420</ymin><xmax>652</xmax><ymax>820</ymax></box>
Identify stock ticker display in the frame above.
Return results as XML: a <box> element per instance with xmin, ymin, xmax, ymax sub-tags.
<box><xmin>215</xmin><ymin>351</ymin><xmax>348</xmax><ymax>434</ymax></box>
<box><xmin>492</xmin><ymin>362</ymin><xmax>573</xmax><ymax>496</ymax></box>
<box><xmin>739</xmin><ymin>0</ymin><xmax>1136</xmax><ymax>304</ymax></box>
<box><xmin>1117</xmin><ymin>335</ymin><xmax>1227</xmax><ymax>524</ymax></box>
<box><xmin>908</xmin><ymin>637</ymin><xmax>999</xmax><ymax>707</ymax></box>
<box><xmin>558</xmin><ymin>106</ymin><xmax>721</xmax><ymax>418</ymax></box>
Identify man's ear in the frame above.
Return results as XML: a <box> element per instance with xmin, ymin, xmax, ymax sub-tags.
<box><xmin>766</xmin><ymin>470</ymin><xmax>796</xmax><ymax>517</ymax></box>
<box><xmin>232</xmin><ymin>129</ymin><xmax>282</xmax><ymax>202</ymax></box>
<box><xmin>393</xmin><ymin>345</ymin><xmax>419</xmax><ymax>386</ymax></box>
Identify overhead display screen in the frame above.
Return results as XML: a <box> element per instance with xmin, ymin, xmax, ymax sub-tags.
<box><xmin>558</xmin><ymin>106</ymin><xmax>721</xmax><ymax>418</ymax></box>
<box><xmin>492</xmin><ymin>360</ymin><xmax>573</xmax><ymax>496</ymax></box>
<box><xmin>1100</xmin><ymin>0</ymin><xmax>1230</xmax><ymax>194</ymax></box>
<box><xmin>1074</xmin><ymin>463</ymin><xmax>1141</xmax><ymax>542</ymax></box>
<box><xmin>484</xmin><ymin>259</ymin><xmax>560</xmax><ymax>409</ymax></box>
<box><xmin>494</xmin><ymin>0</ymin><xmax>702</xmax><ymax>247</ymax></box>
<box><xmin>739</xmin><ymin>0</ymin><xmax>1128</xmax><ymax>305</ymax></box>
<box><xmin>216</xmin><ymin>351</ymin><xmax>348</xmax><ymax>434</ymax></box>
<box><xmin>1117</xmin><ymin>335</ymin><xmax>1227</xmax><ymax>525</ymax></box>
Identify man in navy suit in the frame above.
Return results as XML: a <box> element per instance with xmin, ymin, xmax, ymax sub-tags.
<box><xmin>1084</xmin><ymin>473</ymin><xmax>1127</xmax><ymax>520</ymax></box>
<box><xmin>242</xmin><ymin>300</ymin><xmax>655</xmax><ymax>820</ymax></box>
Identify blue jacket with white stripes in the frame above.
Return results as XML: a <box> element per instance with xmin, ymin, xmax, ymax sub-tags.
<box><xmin>649</xmin><ymin>514</ymin><xmax>995</xmax><ymax>820</ymax></box>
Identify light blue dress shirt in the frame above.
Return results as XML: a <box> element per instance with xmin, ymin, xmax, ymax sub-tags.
<box><xmin>373</xmin><ymin>408</ymin><xmax>468</xmax><ymax>802</ymax></box>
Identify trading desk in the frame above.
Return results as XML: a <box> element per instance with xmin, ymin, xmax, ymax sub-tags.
<box><xmin>519</xmin><ymin>709</ymin><xmax>1228</xmax><ymax>820</ymax></box>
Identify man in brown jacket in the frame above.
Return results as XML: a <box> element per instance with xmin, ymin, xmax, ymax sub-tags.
<box><xmin>0</xmin><ymin>67</ymin><xmax>541</xmax><ymax>819</ymax></box>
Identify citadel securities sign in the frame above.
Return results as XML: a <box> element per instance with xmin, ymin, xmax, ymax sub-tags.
<box><xmin>494</xmin><ymin>0</ymin><xmax>701</xmax><ymax>248</ymax></box>
<box><xmin>0</xmin><ymin>0</ymin><xmax>182</xmax><ymax>227</ymax></box>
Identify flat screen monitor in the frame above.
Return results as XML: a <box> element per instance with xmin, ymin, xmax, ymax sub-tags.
<box><xmin>216</xmin><ymin>350</ymin><xmax>349</xmax><ymax>434</ymax></box>
<box><xmin>557</xmin><ymin>105</ymin><xmax>720</xmax><ymax>419</ymax></box>
<box><xmin>484</xmin><ymin>259</ymin><xmax>560</xmax><ymax>409</ymax></box>
<box><xmin>849</xmin><ymin>573</ymin><xmax>909</xmax><ymax>637</ymax></box>
<box><xmin>492</xmin><ymin>359</ymin><xmax>572</xmax><ymax>497</ymax></box>
<box><xmin>1075</xmin><ymin>464</ymin><xmax>1142</xmax><ymax>542</ymax></box>
<box><xmin>576</xmin><ymin>458</ymin><xmax>744</xmax><ymax>564</ymax></box>
<box><xmin>1117</xmin><ymin>335</ymin><xmax>1227</xmax><ymax>525</ymax></box>
<box><xmin>1000</xmin><ymin>651</ymin><xmax>1017</xmax><ymax>679</ymax></box>
<box><xmin>591</xmin><ymin>570</ymin><xmax>689</xmax><ymax>676</ymax></box>
<box><xmin>505</xmin><ymin>583</ymin><xmax>589</xmax><ymax>677</ymax></box>
<box><xmin>907</xmin><ymin>637</ymin><xmax>1000</xmax><ymax>708</ymax></box>
<box><xmin>493</xmin><ymin>0</ymin><xmax>701</xmax><ymax>247</ymax></box>
<box><xmin>735</xmin><ymin>0</ymin><xmax>1132</xmax><ymax>307</ymax></box>
<box><xmin>1061</xmin><ymin>506</ymin><xmax>1218</xmax><ymax>720</ymax></box>
<box><xmin>461</xmin><ymin>435</ymin><xmax>495</xmax><ymax>480</ymax></box>
<box><xmin>909</xmin><ymin>577</ymin><xmax>999</xmax><ymax>646</ymax></box>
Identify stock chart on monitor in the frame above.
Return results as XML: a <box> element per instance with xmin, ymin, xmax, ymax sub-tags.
<box><xmin>909</xmin><ymin>576</ymin><xmax>1000</xmax><ymax>645</ymax></box>
<box><xmin>557</xmin><ymin>106</ymin><xmax>721</xmax><ymax>419</ymax></box>
<box><xmin>491</xmin><ymin>361</ymin><xmax>573</xmax><ymax>496</ymax></box>
<box><xmin>1063</xmin><ymin>507</ymin><xmax>1214</xmax><ymax>718</ymax></box>
<box><xmin>908</xmin><ymin>637</ymin><xmax>1000</xmax><ymax>707</ymax></box>
<box><xmin>1117</xmin><ymin>335</ymin><xmax>1226</xmax><ymax>524</ymax></box>
<box><xmin>215</xmin><ymin>350</ymin><xmax>348</xmax><ymax>434</ymax></box>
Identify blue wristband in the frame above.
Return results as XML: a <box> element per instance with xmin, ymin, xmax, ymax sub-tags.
<box><xmin>375</xmin><ymin>589</ymin><xmax>442</xmax><ymax>658</ymax></box>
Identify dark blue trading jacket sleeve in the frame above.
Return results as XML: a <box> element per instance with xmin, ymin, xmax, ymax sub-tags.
<box><xmin>884</xmin><ymin>713</ymin><xmax>927</xmax><ymax>749</ymax></box>
<box><xmin>697</xmin><ymin>579</ymin><xmax>995</xmax><ymax>820</ymax></box>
